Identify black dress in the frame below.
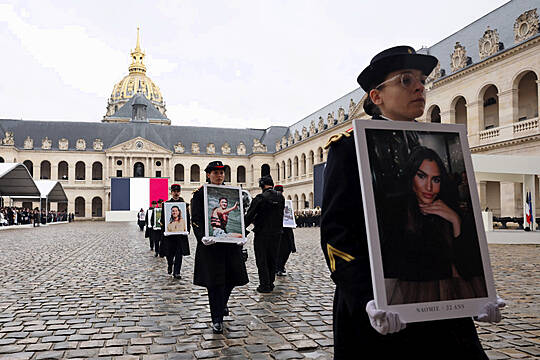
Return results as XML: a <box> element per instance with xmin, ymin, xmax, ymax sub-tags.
<box><xmin>320</xmin><ymin>123</ymin><xmax>488</xmax><ymax>360</ymax></box>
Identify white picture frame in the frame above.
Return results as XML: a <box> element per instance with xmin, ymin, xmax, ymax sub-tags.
<box><xmin>352</xmin><ymin>119</ymin><xmax>496</xmax><ymax>323</ymax></box>
<box><xmin>153</xmin><ymin>207</ymin><xmax>162</xmax><ymax>231</ymax></box>
<box><xmin>163</xmin><ymin>202</ymin><xmax>189</xmax><ymax>236</ymax></box>
<box><xmin>203</xmin><ymin>183</ymin><xmax>246</xmax><ymax>243</ymax></box>
<box><xmin>283</xmin><ymin>199</ymin><xmax>297</xmax><ymax>228</ymax></box>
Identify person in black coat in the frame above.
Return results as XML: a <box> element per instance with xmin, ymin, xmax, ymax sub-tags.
<box><xmin>161</xmin><ymin>184</ymin><xmax>190</xmax><ymax>279</ymax></box>
<box><xmin>321</xmin><ymin>45</ymin><xmax>504</xmax><ymax>360</ymax></box>
<box><xmin>244</xmin><ymin>175</ymin><xmax>285</xmax><ymax>293</ymax></box>
<box><xmin>191</xmin><ymin>161</ymin><xmax>248</xmax><ymax>334</ymax></box>
<box><xmin>146</xmin><ymin>201</ymin><xmax>157</xmax><ymax>251</ymax></box>
<box><xmin>273</xmin><ymin>185</ymin><xmax>296</xmax><ymax>276</ymax></box>
<box><xmin>137</xmin><ymin>208</ymin><xmax>146</xmax><ymax>231</ymax></box>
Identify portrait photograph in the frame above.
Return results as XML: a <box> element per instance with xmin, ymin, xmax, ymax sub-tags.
<box><xmin>163</xmin><ymin>202</ymin><xmax>188</xmax><ymax>236</ymax></box>
<box><xmin>153</xmin><ymin>207</ymin><xmax>162</xmax><ymax>231</ymax></box>
<box><xmin>353</xmin><ymin>119</ymin><xmax>496</xmax><ymax>323</ymax></box>
<box><xmin>283</xmin><ymin>199</ymin><xmax>297</xmax><ymax>228</ymax></box>
<box><xmin>203</xmin><ymin>184</ymin><xmax>246</xmax><ymax>243</ymax></box>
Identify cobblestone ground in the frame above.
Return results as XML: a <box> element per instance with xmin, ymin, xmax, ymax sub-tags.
<box><xmin>0</xmin><ymin>223</ymin><xmax>538</xmax><ymax>360</ymax></box>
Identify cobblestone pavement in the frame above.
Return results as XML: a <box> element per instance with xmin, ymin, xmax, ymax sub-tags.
<box><xmin>0</xmin><ymin>223</ymin><xmax>538</xmax><ymax>359</ymax></box>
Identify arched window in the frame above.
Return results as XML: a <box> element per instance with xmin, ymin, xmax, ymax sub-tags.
<box><xmin>58</xmin><ymin>161</ymin><xmax>68</xmax><ymax>180</ymax></box>
<box><xmin>75</xmin><ymin>161</ymin><xmax>85</xmax><ymax>180</ymax></box>
<box><xmin>309</xmin><ymin>151</ymin><xmax>314</xmax><ymax>173</ymax></box>
<box><xmin>317</xmin><ymin>148</ymin><xmax>323</xmax><ymax>163</ymax></box>
<box><xmin>237</xmin><ymin>166</ymin><xmax>246</xmax><ymax>183</ymax></box>
<box><xmin>301</xmin><ymin>193</ymin><xmax>307</xmax><ymax>208</ymax></box>
<box><xmin>0</xmin><ymin>157</ymin><xmax>4</xmax><ymax>163</ymax></box>
<box><xmin>281</xmin><ymin>161</ymin><xmax>286</xmax><ymax>179</ymax></box>
<box><xmin>40</xmin><ymin>160</ymin><xmax>51</xmax><ymax>179</ymax></box>
<box><xmin>309</xmin><ymin>192</ymin><xmax>314</xmax><ymax>208</ymax></box>
<box><xmin>516</xmin><ymin>71</ymin><xmax>539</xmax><ymax>121</ymax></box>
<box><xmin>287</xmin><ymin>159</ymin><xmax>292</xmax><ymax>178</ymax></box>
<box><xmin>174</xmin><ymin>164</ymin><xmax>184</xmax><ymax>182</ymax></box>
<box><xmin>276</xmin><ymin>163</ymin><xmax>280</xmax><ymax>181</ymax></box>
<box><xmin>294</xmin><ymin>194</ymin><xmax>299</xmax><ymax>211</ymax></box>
<box><xmin>293</xmin><ymin>156</ymin><xmax>299</xmax><ymax>178</ymax></box>
<box><xmin>92</xmin><ymin>162</ymin><xmax>103</xmax><ymax>180</ymax></box>
<box><xmin>429</xmin><ymin>105</ymin><xmax>441</xmax><ymax>123</ymax></box>
<box><xmin>23</xmin><ymin>160</ymin><xmax>33</xmax><ymax>177</ymax></box>
<box><xmin>224</xmin><ymin>165</ymin><xmax>231</xmax><ymax>182</ymax></box>
<box><xmin>481</xmin><ymin>85</ymin><xmax>499</xmax><ymax>129</ymax></box>
<box><xmin>453</xmin><ymin>96</ymin><xmax>467</xmax><ymax>126</ymax></box>
<box><xmin>92</xmin><ymin>197</ymin><xmax>102</xmax><ymax>217</ymax></box>
<box><xmin>261</xmin><ymin>164</ymin><xmax>270</xmax><ymax>177</ymax></box>
<box><xmin>133</xmin><ymin>162</ymin><xmax>144</xmax><ymax>177</ymax></box>
<box><xmin>75</xmin><ymin>197</ymin><xmax>85</xmax><ymax>217</ymax></box>
<box><xmin>190</xmin><ymin>164</ymin><xmax>200</xmax><ymax>182</ymax></box>
<box><xmin>301</xmin><ymin>154</ymin><xmax>306</xmax><ymax>175</ymax></box>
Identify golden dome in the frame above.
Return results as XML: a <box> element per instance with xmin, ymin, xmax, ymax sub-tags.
<box><xmin>105</xmin><ymin>28</ymin><xmax>166</xmax><ymax>117</ymax></box>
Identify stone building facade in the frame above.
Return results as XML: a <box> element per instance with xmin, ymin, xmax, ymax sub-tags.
<box><xmin>0</xmin><ymin>0</ymin><xmax>538</xmax><ymax>220</ymax></box>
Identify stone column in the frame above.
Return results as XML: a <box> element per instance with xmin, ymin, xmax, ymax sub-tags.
<box><xmin>477</xmin><ymin>181</ymin><xmax>487</xmax><ymax>210</ymax></box>
<box><xmin>466</xmin><ymin>101</ymin><xmax>482</xmax><ymax>147</ymax></box>
<box><xmin>537</xmin><ymin>80</ymin><xmax>540</xmax><ymax>119</ymax></box>
<box><xmin>68</xmin><ymin>163</ymin><xmax>75</xmax><ymax>184</ymax></box>
<box><xmin>498</xmin><ymin>88</ymin><xmax>519</xmax><ymax>127</ymax></box>
<box><xmin>441</xmin><ymin>109</ymin><xmax>454</xmax><ymax>124</ymax></box>
<box><xmin>500</xmin><ymin>182</ymin><xmax>516</xmax><ymax>217</ymax></box>
<box><xmin>51</xmin><ymin>163</ymin><xmax>58</xmax><ymax>181</ymax></box>
<box><xmin>86</xmin><ymin>163</ymin><xmax>91</xmax><ymax>183</ymax></box>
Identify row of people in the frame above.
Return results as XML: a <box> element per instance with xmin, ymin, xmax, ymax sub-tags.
<box><xmin>294</xmin><ymin>209</ymin><xmax>321</xmax><ymax>227</ymax></box>
<box><xmin>0</xmin><ymin>207</ymin><xmax>72</xmax><ymax>226</ymax></box>
<box><xmin>138</xmin><ymin>161</ymin><xmax>296</xmax><ymax>334</ymax></box>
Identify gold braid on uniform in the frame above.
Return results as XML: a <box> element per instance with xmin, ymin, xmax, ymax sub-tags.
<box><xmin>324</xmin><ymin>128</ymin><xmax>353</xmax><ymax>150</ymax></box>
<box><xmin>326</xmin><ymin>244</ymin><xmax>355</xmax><ymax>272</ymax></box>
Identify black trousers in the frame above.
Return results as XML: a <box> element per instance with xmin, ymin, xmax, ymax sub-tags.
<box><xmin>166</xmin><ymin>239</ymin><xmax>183</xmax><ymax>275</ymax></box>
<box><xmin>153</xmin><ymin>231</ymin><xmax>161</xmax><ymax>256</ymax></box>
<box><xmin>149</xmin><ymin>234</ymin><xmax>154</xmax><ymax>250</ymax></box>
<box><xmin>254</xmin><ymin>233</ymin><xmax>279</xmax><ymax>290</ymax></box>
<box><xmin>207</xmin><ymin>285</ymin><xmax>234</xmax><ymax>323</ymax></box>
<box><xmin>276</xmin><ymin>237</ymin><xmax>291</xmax><ymax>272</ymax></box>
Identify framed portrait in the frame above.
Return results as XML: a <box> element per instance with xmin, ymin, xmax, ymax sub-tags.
<box><xmin>353</xmin><ymin>119</ymin><xmax>496</xmax><ymax>323</ymax></box>
<box><xmin>153</xmin><ymin>207</ymin><xmax>162</xmax><ymax>231</ymax></box>
<box><xmin>283</xmin><ymin>199</ymin><xmax>297</xmax><ymax>228</ymax></box>
<box><xmin>163</xmin><ymin>202</ymin><xmax>188</xmax><ymax>236</ymax></box>
<box><xmin>204</xmin><ymin>184</ymin><xmax>246</xmax><ymax>243</ymax></box>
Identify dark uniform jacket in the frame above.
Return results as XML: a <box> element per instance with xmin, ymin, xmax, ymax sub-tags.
<box><xmin>244</xmin><ymin>188</ymin><xmax>285</xmax><ymax>236</ymax></box>
<box><xmin>320</xmin><ymin>119</ymin><xmax>487</xmax><ymax>359</ymax></box>
<box><xmin>191</xmin><ymin>185</ymin><xmax>249</xmax><ymax>288</ymax></box>
<box><xmin>144</xmin><ymin>207</ymin><xmax>153</xmax><ymax>238</ymax></box>
<box><xmin>160</xmin><ymin>197</ymin><xmax>191</xmax><ymax>256</ymax></box>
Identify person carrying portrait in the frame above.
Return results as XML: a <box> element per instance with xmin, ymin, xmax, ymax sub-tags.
<box><xmin>191</xmin><ymin>161</ymin><xmax>248</xmax><ymax>334</ymax></box>
<box><xmin>156</xmin><ymin>199</ymin><xmax>166</xmax><ymax>258</ymax></box>
<box><xmin>210</xmin><ymin>197</ymin><xmax>243</xmax><ymax>238</ymax></box>
<box><xmin>137</xmin><ymin>208</ymin><xmax>146</xmax><ymax>231</ymax></box>
<box><xmin>145</xmin><ymin>201</ymin><xmax>156</xmax><ymax>251</ymax></box>
<box><xmin>320</xmin><ymin>45</ymin><xmax>505</xmax><ymax>359</ymax></box>
<box><xmin>244</xmin><ymin>175</ymin><xmax>285</xmax><ymax>293</ymax></box>
<box><xmin>273</xmin><ymin>185</ymin><xmax>296</xmax><ymax>276</ymax></box>
<box><xmin>160</xmin><ymin>184</ymin><xmax>190</xmax><ymax>279</ymax></box>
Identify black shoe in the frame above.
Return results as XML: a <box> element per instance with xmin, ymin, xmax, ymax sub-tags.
<box><xmin>211</xmin><ymin>322</ymin><xmax>223</xmax><ymax>334</ymax></box>
<box><xmin>223</xmin><ymin>307</ymin><xmax>229</xmax><ymax>316</ymax></box>
<box><xmin>276</xmin><ymin>271</ymin><xmax>285</xmax><ymax>276</ymax></box>
<box><xmin>154</xmin><ymin>253</ymin><xmax>158</xmax><ymax>257</ymax></box>
<box><xmin>256</xmin><ymin>286</ymin><xmax>272</xmax><ymax>293</ymax></box>
<box><xmin>173</xmin><ymin>274</ymin><xmax>181</xmax><ymax>279</ymax></box>
<box><xmin>167</xmin><ymin>264</ymin><xmax>173</xmax><ymax>274</ymax></box>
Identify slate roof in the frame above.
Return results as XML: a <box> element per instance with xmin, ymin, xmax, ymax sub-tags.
<box><xmin>418</xmin><ymin>0</ymin><xmax>539</xmax><ymax>79</ymax></box>
<box><xmin>107</xmin><ymin>92</ymin><xmax>168</xmax><ymax>121</ymax></box>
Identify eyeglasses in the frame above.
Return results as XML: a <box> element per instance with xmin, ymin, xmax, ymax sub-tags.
<box><xmin>375</xmin><ymin>72</ymin><xmax>427</xmax><ymax>90</ymax></box>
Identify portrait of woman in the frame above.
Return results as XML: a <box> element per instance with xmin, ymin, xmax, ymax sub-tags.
<box><xmin>167</xmin><ymin>205</ymin><xmax>186</xmax><ymax>233</ymax></box>
<box><xmin>382</xmin><ymin>146</ymin><xmax>487</xmax><ymax>305</ymax></box>
<box><xmin>209</xmin><ymin>197</ymin><xmax>243</xmax><ymax>238</ymax></box>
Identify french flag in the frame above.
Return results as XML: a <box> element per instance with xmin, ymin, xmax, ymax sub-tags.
<box><xmin>111</xmin><ymin>178</ymin><xmax>169</xmax><ymax>211</ymax></box>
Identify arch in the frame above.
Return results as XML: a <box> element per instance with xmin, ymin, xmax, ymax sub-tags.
<box><xmin>133</xmin><ymin>162</ymin><xmax>145</xmax><ymax>177</ymax></box>
<box><xmin>480</xmin><ymin>84</ymin><xmax>499</xmax><ymax>129</ymax></box>
<box><xmin>294</xmin><ymin>194</ymin><xmax>299</xmax><ymax>211</ymax></box>
<box><xmin>0</xmin><ymin>157</ymin><xmax>4</xmax><ymax>163</ymax></box>
<box><xmin>301</xmin><ymin>193</ymin><xmax>306</xmax><ymax>208</ymax></box>
<box><xmin>293</xmin><ymin>156</ymin><xmax>299</xmax><ymax>178</ymax></box>
<box><xmin>275</xmin><ymin>163</ymin><xmax>280</xmax><ymax>181</ymax></box>
<box><xmin>250</xmin><ymin>165</ymin><xmax>254</xmax><ymax>184</ymax></box>
<box><xmin>92</xmin><ymin>197</ymin><xmax>102</xmax><ymax>217</ymax></box>
<box><xmin>58</xmin><ymin>202</ymin><xmax>67</xmax><ymax>213</ymax></box>
<box><xmin>281</xmin><ymin>161</ymin><xmax>286</xmax><ymax>179</ymax></box>
<box><xmin>309</xmin><ymin>192</ymin><xmax>314</xmax><ymax>208</ymax></box>
<box><xmin>301</xmin><ymin>153</ymin><xmax>307</xmax><ymax>175</ymax></box>
<box><xmin>261</xmin><ymin>163</ymin><xmax>270</xmax><ymax>177</ymax></box>
<box><xmin>317</xmin><ymin>147</ymin><xmax>324</xmax><ymax>163</ymax></box>
<box><xmin>224</xmin><ymin>165</ymin><xmax>231</xmax><ymax>183</ymax></box>
<box><xmin>309</xmin><ymin>150</ymin><xmax>315</xmax><ymax>173</ymax></box>
<box><xmin>92</xmin><ymin>161</ymin><xmax>103</xmax><ymax>180</ymax></box>
<box><xmin>190</xmin><ymin>164</ymin><xmax>200</xmax><ymax>182</ymax></box>
<box><xmin>174</xmin><ymin>164</ymin><xmax>184</xmax><ymax>182</ymax></box>
<box><xmin>287</xmin><ymin>159</ymin><xmax>292</xmax><ymax>178</ymax></box>
<box><xmin>75</xmin><ymin>161</ymin><xmax>85</xmax><ymax>180</ymax></box>
<box><xmin>452</xmin><ymin>96</ymin><xmax>468</xmax><ymax>126</ymax></box>
<box><xmin>58</xmin><ymin>161</ymin><xmax>68</xmax><ymax>180</ymax></box>
<box><xmin>23</xmin><ymin>160</ymin><xmax>33</xmax><ymax>177</ymax></box>
<box><xmin>515</xmin><ymin>70</ymin><xmax>539</xmax><ymax>121</ymax></box>
<box><xmin>428</xmin><ymin>105</ymin><xmax>441</xmax><ymax>123</ymax></box>
<box><xmin>40</xmin><ymin>160</ymin><xmax>51</xmax><ymax>179</ymax></box>
<box><xmin>74</xmin><ymin>197</ymin><xmax>85</xmax><ymax>217</ymax></box>
<box><xmin>237</xmin><ymin>166</ymin><xmax>246</xmax><ymax>183</ymax></box>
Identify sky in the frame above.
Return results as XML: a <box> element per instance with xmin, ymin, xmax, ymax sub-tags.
<box><xmin>0</xmin><ymin>0</ymin><xmax>510</xmax><ymax>129</ymax></box>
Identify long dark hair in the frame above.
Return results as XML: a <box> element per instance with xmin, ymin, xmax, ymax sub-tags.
<box><xmin>169</xmin><ymin>205</ymin><xmax>182</xmax><ymax>223</ymax></box>
<box><xmin>404</xmin><ymin>146</ymin><xmax>459</xmax><ymax>230</ymax></box>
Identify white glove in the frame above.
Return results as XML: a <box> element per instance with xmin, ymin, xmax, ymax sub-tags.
<box><xmin>475</xmin><ymin>296</ymin><xmax>506</xmax><ymax>323</ymax></box>
<box><xmin>366</xmin><ymin>300</ymin><xmax>406</xmax><ymax>335</ymax></box>
<box><xmin>201</xmin><ymin>237</ymin><xmax>216</xmax><ymax>246</ymax></box>
<box><xmin>236</xmin><ymin>238</ymin><xmax>247</xmax><ymax>246</ymax></box>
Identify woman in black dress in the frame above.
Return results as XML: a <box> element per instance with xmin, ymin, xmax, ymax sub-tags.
<box><xmin>191</xmin><ymin>161</ymin><xmax>248</xmax><ymax>334</ymax></box>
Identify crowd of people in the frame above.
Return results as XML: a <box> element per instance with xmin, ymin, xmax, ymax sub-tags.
<box><xmin>140</xmin><ymin>162</ymin><xmax>296</xmax><ymax>334</ymax></box>
<box><xmin>0</xmin><ymin>206</ymin><xmax>73</xmax><ymax>227</ymax></box>
<box><xmin>294</xmin><ymin>208</ymin><xmax>321</xmax><ymax>227</ymax></box>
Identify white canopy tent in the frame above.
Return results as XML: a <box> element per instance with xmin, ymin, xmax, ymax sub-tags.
<box><xmin>472</xmin><ymin>154</ymin><xmax>540</xmax><ymax>231</ymax></box>
<box><xmin>0</xmin><ymin>163</ymin><xmax>40</xmax><ymax>199</ymax></box>
<box><xmin>11</xmin><ymin>180</ymin><xmax>68</xmax><ymax>206</ymax></box>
